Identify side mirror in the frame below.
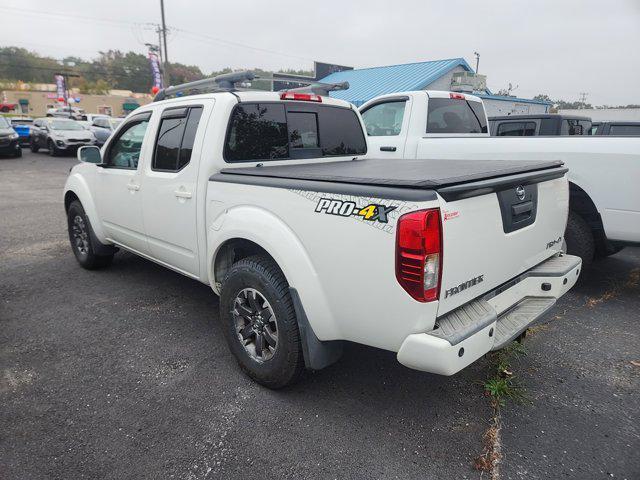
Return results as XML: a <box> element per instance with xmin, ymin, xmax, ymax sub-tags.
<box><xmin>77</xmin><ymin>145</ymin><xmax>102</xmax><ymax>164</ymax></box>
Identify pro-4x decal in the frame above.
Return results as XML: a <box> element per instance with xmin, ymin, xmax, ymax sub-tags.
<box><xmin>315</xmin><ymin>198</ymin><xmax>396</xmax><ymax>224</ymax></box>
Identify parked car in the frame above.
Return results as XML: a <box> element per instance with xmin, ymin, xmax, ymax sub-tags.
<box><xmin>89</xmin><ymin>117</ymin><xmax>123</xmax><ymax>146</ymax></box>
<box><xmin>84</xmin><ymin>114</ymin><xmax>110</xmax><ymax>124</ymax></box>
<box><xmin>0</xmin><ymin>116</ymin><xmax>22</xmax><ymax>157</ymax></box>
<box><xmin>30</xmin><ymin>118</ymin><xmax>96</xmax><ymax>156</ymax></box>
<box><xmin>46</xmin><ymin>106</ymin><xmax>87</xmax><ymax>120</ymax></box>
<box><xmin>64</xmin><ymin>74</ymin><xmax>580</xmax><ymax>388</ymax></box>
<box><xmin>488</xmin><ymin>114</ymin><xmax>592</xmax><ymax>136</ymax></box>
<box><xmin>359</xmin><ymin>91</ymin><xmax>640</xmax><ymax>266</ymax></box>
<box><xmin>9</xmin><ymin>117</ymin><xmax>33</xmax><ymax>146</ymax></box>
<box><xmin>592</xmin><ymin>121</ymin><xmax>640</xmax><ymax>136</ymax></box>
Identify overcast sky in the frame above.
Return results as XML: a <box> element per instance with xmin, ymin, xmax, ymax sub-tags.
<box><xmin>3</xmin><ymin>0</ymin><xmax>639</xmax><ymax>105</ymax></box>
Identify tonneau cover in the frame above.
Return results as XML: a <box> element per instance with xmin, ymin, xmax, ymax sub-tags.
<box><xmin>216</xmin><ymin>158</ymin><xmax>564</xmax><ymax>189</ymax></box>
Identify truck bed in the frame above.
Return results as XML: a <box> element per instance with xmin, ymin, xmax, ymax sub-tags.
<box><xmin>211</xmin><ymin>158</ymin><xmax>567</xmax><ymax>201</ymax></box>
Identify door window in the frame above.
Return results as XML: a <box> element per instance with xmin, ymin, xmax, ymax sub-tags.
<box><xmin>361</xmin><ymin>101</ymin><xmax>406</xmax><ymax>136</ymax></box>
<box><xmin>104</xmin><ymin>114</ymin><xmax>150</xmax><ymax>169</ymax></box>
<box><xmin>496</xmin><ymin>122</ymin><xmax>537</xmax><ymax>136</ymax></box>
<box><xmin>609</xmin><ymin>124</ymin><xmax>640</xmax><ymax>136</ymax></box>
<box><xmin>152</xmin><ymin>106</ymin><xmax>203</xmax><ymax>172</ymax></box>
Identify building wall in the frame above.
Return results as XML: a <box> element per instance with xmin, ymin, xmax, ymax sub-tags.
<box><xmin>558</xmin><ymin>108</ymin><xmax>640</xmax><ymax>122</ymax></box>
<box><xmin>423</xmin><ymin>65</ymin><xmax>468</xmax><ymax>91</ymax></box>
<box><xmin>3</xmin><ymin>90</ymin><xmax>152</xmax><ymax>117</ymax></box>
<box><xmin>483</xmin><ymin>99</ymin><xmax>549</xmax><ymax>117</ymax></box>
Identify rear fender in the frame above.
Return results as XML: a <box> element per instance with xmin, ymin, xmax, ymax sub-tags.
<box><xmin>208</xmin><ymin>205</ymin><xmax>339</xmax><ymax>341</ymax></box>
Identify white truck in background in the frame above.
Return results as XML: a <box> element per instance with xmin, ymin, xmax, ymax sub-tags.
<box><xmin>63</xmin><ymin>74</ymin><xmax>580</xmax><ymax>388</ymax></box>
<box><xmin>360</xmin><ymin>91</ymin><xmax>640</xmax><ymax>266</ymax></box>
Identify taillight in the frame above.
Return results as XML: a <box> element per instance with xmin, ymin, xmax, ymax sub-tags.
<box><xmin>449</xmin><ymin>93</ymin><xmax>465</xmax><ymax>100</ymax></box>
<box><xmin>280</xmin><ymin>92</ymin><xmax>323</xmax><ymax>102</ymax></box>
<box><xmin>395</xmin><ymin>208</ymin><xmax>442</xmax><ymax>302</ymax></box>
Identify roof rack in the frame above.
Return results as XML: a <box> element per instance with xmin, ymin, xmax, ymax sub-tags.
<box><xmin>283</xmin><ymin>81</ymin><xmax>349</xmax><ymax>96</ymax></box>
<box><xmin>153</xmin><ymin>71</ymin><xmax>255</xmax><ymax>102</ymax></box>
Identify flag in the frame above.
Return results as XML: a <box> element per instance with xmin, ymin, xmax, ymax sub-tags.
<box><xmin>148</xmin><ymin>51</ymin><xmax>163</xmax><ymax>90</ymax></box>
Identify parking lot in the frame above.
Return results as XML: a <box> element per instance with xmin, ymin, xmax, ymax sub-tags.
<box><xmin>1</xmin><ymin>150</ymin><xmax>638</xmax><ymax>479</ymax></box>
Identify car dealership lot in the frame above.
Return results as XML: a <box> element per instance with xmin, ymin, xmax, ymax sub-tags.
<box><xmin>1</xmin><ymin>151</ymin><xmax>638</xmax><ymax>479</ymax></box>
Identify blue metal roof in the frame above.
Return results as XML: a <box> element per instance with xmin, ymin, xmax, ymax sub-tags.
<box><xmin>319</xmin><ymin>58</ymin><xmax>473</xmax><ymax>106</ymax></box>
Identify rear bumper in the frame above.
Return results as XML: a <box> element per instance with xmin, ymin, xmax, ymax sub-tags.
<box><xmin>396</xmin><ymin>253</ymin><xmax>581</xmax><ymax>375</ymax></box>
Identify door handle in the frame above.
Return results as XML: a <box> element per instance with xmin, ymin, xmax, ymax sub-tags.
<box><xmin>174</xmin><ymin>190</ymin><xmax>193</xmax><ymax>199</ymax></box>
<box><xmin>127</xmin><ymin>183</ymin><xmax>140</xmax><ymax>192</ymax></box>
<box><xmin>380</xmin><ymin>146</ymin><xmax>397</xmax><ymax>152</ymax></box>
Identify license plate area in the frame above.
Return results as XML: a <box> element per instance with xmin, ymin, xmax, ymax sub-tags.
<box><xmin>497</xmin><ymin>183</ymin><xmax>538</xmax><ymax>233</ymax></box>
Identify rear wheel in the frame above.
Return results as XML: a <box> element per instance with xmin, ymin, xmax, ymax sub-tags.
<box><xmin>220</xmin><ymin>255</ymin><xmax>304</xmax><ymax>389</ymax></box>
<box><xmin>67</xmin><ymin>200</ymin><xmax>114</xmax><ymax>269</ymax></box>
<box><xmin>564</xmin><ymin>211</ymin><xmax>595</xmax><ymax>268</ymax></box>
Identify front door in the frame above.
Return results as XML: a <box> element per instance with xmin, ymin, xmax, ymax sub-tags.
<box><xmin>360</xmin><ymin>98</ymin><xmax>409</xmax><ymax>158</ymax></box>
<box><xmin>139</xmin><ymin>104</ymin><xmax>208</xmax><ymax>277</ymax></box>
<box><xmin>94</xmin><ymin>112</ymin><xmax>152</xmax><ymax>255</ymax></box>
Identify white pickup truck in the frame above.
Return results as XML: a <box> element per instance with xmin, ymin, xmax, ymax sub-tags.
<box><xmin>63</xmin><ymin>75</ymin><xmax>580</xmax><ymax>388</ymax></box>
<box><xmin>360</xmin><ymin>90</ymin><xmax>640</xmax><ymax>266</ymax></box>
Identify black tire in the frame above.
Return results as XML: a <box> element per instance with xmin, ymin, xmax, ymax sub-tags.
<box><xmin>220</xmin><ymin>255</ymin><xmax>304</xmax><ymax>389</ymax></box>
<box><xmin>30</xmin><ymin>140</ymin><xmax>39</xmax><ymax>153</ymax></box>
<box><xmin>67</xmin><ymin>200</ymin><xmax>114</xmax><ymax>269</ymax></box>
<box><xmin>565</xmin><ymin>211</ymin><xmax>595</xmax><ymax>268</ymax></box>
<box><xmin>13</xmin><ymin>148</ymin><xmax>22</xmax><ymax>158</ymax></box>
<box><xmin>48</xmin><ymin>139</ymin><xmax>59</xmax><ymax>157</ymax></box>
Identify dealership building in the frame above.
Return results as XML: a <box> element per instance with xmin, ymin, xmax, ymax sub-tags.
<box><xmin>317</xmin><ymin>58</ymin><xmax>551</xmax><ymax>116</ymax></box>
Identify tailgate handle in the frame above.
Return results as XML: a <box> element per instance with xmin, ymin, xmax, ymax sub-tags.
<box><xmin>380</xmin><ymin>146</ymin><xmax>397</xmax><ymax>152</ymax></box>
<box><xmin>512</xmin><ymin>201</ymin><xmax>533</xmax><ymax>216</ymax></box>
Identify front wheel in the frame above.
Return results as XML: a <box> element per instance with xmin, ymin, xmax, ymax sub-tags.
<box><xmin>67</xmin><ymin>200</ymin><xmax>114</xmax><ymax>269</ymax></box>
<box><xmin>220</xmin><ymin>255</ymin><xmax>304</xmax><ymax>389</ymax></box>
<box><xmin>30</xmin><ymin>140</ymin><xmax>39</xmax><ymax>153</ymax></box>
<box><xmin>13</xmin><ymin>147</ymin><xmax>22</xmax><ymax>158</ymax></box>
<box><xmin>48</xmin><ymin>140</ymin><xmax>59</xmax><ymax>157</ymax></box>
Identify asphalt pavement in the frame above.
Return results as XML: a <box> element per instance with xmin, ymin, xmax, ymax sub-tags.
<box><xmin>1</xmin><ymin>151</ymin><xmax>638</xmax><ymax>479</ymax></box>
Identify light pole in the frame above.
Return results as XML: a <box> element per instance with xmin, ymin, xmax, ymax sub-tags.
<box><xmin>474</xmin><ymin>51</ymin><xmax>480</xmax><ymax>74</ymax></box>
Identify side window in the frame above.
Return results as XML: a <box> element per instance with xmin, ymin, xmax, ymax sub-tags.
<box><xmin>361</xmin><ymin>101</ymin><xmax>406</xmax><ymax>136</ymax></box>
<box><xmin>496</xmin><ymin>122</ymin><xmax>536</xmax><ymax>136</ymax></box>
<box><xmin>317</xmin><ymin>107</ymin><xmax>367</xmax><ymax>156</ymax></box>
<box><xmin>224</xmin><ymin>103</ymin><xmax>288</xmax><ymax>162</ymax></box>
<box><xmin>609</xmin><ymin>125</ymin><xmax>640</xmax><ymax>136</ymax></box>
<box><xmin>105</xmin><ymin>115</ymin><xmax>150</xmax><ymax>169</ymax></box>
<box><xmin>152</xmin><ymin>106</ymin><xmax>203</xmax><ymax>172</ymax></box>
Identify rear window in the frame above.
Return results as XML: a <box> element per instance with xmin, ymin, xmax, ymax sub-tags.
<box><xmin>224</xmin><ymin>102</ymin><xmax>366</xmax><ymax>162</ymax></box>
<box><xmin>496</xmin><ymin>121</ymin><xmax>537</xmax><ymax>136</ymax></box>
<box><xmin>609</xmin><ymin>124</ymin><xmax>640</xmax><ymax>136</ymax></box>
<box><xmin>426</xmin><ymin>98</ymin><xmax>487</xmax><ymax>134</ymax></box>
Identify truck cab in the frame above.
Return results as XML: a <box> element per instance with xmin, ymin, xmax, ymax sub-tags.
<box><xmin>359</xmin><ymin>91</ymin><xmax>488</xmax><ymax>158</ymax></box>
<box><xmin>489</xmin><ymin>114</ymin><xmax>592</xmax><ymax>136</ymax></box>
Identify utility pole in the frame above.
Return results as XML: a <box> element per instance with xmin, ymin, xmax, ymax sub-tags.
<box><xmin>579</xmin><ymin>92</ymin><xmax>588</xmax><ymax>108</ymax></box>
<box><xmin>474</xmin><ymin>51</ymin><xmax>480</xmax><ymax>73</ymax></box>
<box><xmin>160</xmin><ymin>0</ymin><xmax>169</xmax><ymax>85</ymax></box>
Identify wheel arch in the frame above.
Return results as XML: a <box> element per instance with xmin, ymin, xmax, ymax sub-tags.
<box><xmin>569</xmin><ymin>181</ymin><xmax>608</xmax><ymax>252</ymax></box>
<box><xmin>207</xmin><ymin>206</ymin><xmax>339</xmax><ymax>342</ymax></box>
<box><xmin>63</xmin><ymin>173</ymin><xmax>109</xmax><ymax>243</ymax></box>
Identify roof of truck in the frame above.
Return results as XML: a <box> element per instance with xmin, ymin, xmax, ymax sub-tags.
<box><xmin>489</xmin><ymin>114</ymin><xmax>591</xmax><ymax>121</ymax></box>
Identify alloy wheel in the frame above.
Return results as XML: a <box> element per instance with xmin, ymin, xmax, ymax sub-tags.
<box><xmin>232</xmin><ymin>288</ymin><xmax>278</xmax><ymax>362</ymax></box>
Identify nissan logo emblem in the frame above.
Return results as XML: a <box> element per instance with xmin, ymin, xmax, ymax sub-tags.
<box><xmin>515</xmin><ymin>185</ymin><xmax>526</xmax><ymax>200</ymax></box>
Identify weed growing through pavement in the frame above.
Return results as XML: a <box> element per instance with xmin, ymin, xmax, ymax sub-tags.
<box><xmin>474</xmin><ymin>341</ymin><xmax>529</xmax><ymax>478</ymax></box>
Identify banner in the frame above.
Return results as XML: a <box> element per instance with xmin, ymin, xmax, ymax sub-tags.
<box><xmin>54</xmin><ymin>75</ymin><xmax>66</xmax><ymax>103</ymax></box>
<box><xmin>148</xmin><ymin>51</ymin><xmax>163</xmax><ymax>91</ymax></box>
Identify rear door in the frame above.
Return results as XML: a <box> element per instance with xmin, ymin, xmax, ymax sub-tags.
<box><xmin>360</xmin><ymin>96</ymin><xmax>411</xmax><ymax>158</ymax></box>
<box><xmin>139</xmin><ymin>102</ymin><xmax>209</xmax><ymax>276</ymax></box>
